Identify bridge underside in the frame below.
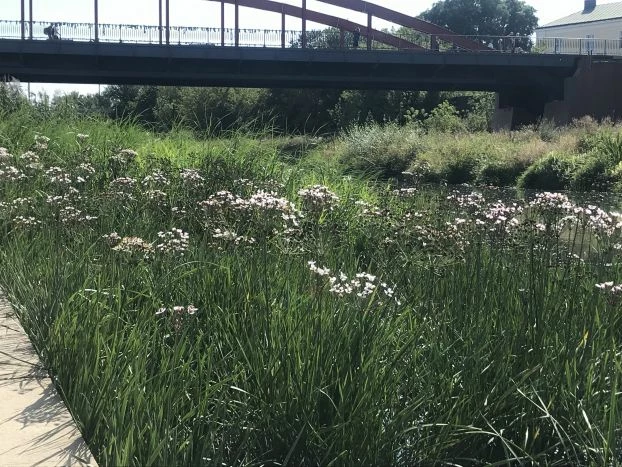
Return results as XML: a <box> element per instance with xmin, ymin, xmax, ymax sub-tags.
<box><xmin>0</xmin><ymin>40</ymin><xmax>578</xmax><ymax>96</ymax></box>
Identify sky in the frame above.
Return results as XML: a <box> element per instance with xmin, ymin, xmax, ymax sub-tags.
<box><xmin>1</xmin><ymin>0</ymin><xmax>618</xmax><ymax>96</ymax></box>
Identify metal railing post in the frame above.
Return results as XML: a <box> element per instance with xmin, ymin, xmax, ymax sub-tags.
<box><xmin>281</xmin><ymin>11</ymin><xmax>285</xmax><ymax>48</ymax></box>
<box><xmin>234</xmin><ymin>0</ymin><xmax>239</xmax><ymax>46</ymax></box>
<box><xmin>20</xmin><ymin>0</ymin><xmax>25</xmax><ymax>40</ymax></box>
<box><xmin>28</xmin><ymin>0</ymin><xmax>32</xmax><ymax>39</ymax></box>
<box><xmin>94</xmin><ymin>0</ymin><xmax>99</xmax><ymax>42</ymax></box>
<box><xmin>221</xmin><ymin>0</ymin><xmax>225</xmax><ymax>46</ymax></box>
<box><xmin>302</xmin><ymin>0</ymin><xmax>306</xmax><ymax>48</ymax></box>
<box><xmin>165</xmin><ymin>0</ymin><xmax>170</xmax><ymax>45</ymax></box>
<box><xmin>159</xmin><ymin>0</ymin><xmax>163</xmax><ymax>44</ymax></box>
<box><xmin>366</xmin><ymin>12</ymin><xmax>372</xmax><ymax>50</ymax></box>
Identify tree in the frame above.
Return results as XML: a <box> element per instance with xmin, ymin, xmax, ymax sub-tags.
<box><xmin>421</xmin><ymin>0</ymin><xmax>538</xmax><ymax>38</ymax></box>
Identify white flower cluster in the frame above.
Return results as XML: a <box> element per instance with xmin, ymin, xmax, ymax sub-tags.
<box><xmin>447</xmin><ymin>192</ymin><xmax>486</xmax><ymax>212</ymax></box>
<box><xmin>308</xmin><ymin>261</ymin><xmax>400</xmax><ymax>304</ymax></box>
<box><xmin>180</xmin><ymin>168</ymin><xmax>204</xmax><ymax>188</ymax></box>
<box><xmin>595</xmin><ymin>282</ymin><xmax>622</xmax><ymax>294</ymax></box>
<box><xmin>212</xmin><ymin>228</ymin><xmax>256</xmax><ymax>246</ymax></box>
<box><xmin>76</xmin><ymin>163</ymin><xmax>96</xmax><ymax>178</ymax></box>
<box><xmin>102</xmin><ymin>232</ymin><xmax>122</xmax><ymax>247</ymax></box>
<box><xmin>59</xmin><ymin>206</ymin><xmax>98</xmax><ymax>224</ymax></box>
<box><xmin>20</xmin><ymin>151</ymin><xmax>39</xmax><ymax>165</ymax></box>
<box><xmin>112</xmin><ymin>236</ymin><xmax>154</xmax><ymax>256</ymax></box>
<box><xmin>0</xmin><ymin>147</ymin><xmax>11</xmax><ymax>162</ymax></box>
<box><xmin>529</xmin><ymin>192</ymin><xmax>574</xmax><ymax>212</ymax></box>
<box><xmin>110</xmin><ymin>149</ymin><xmax>138</xmax><ymax>165</ymax></box>
<box><xmin>0</xmin><ymin>165</ymin><xmax>27</xmax><ymax>182</ymax></box>
<box><xmin>298</xmin><ymin>185</ymin><xmax>340</xmax><ymax>212</ymax></box>
<box><xmin>156</xmin><ymin>228</ymin><xmax>189</xmax><ymax>255</ymax></box>
<box><xmin>156</xmin><ymin>304</ymin><xmax>198</xmax><ymax>331</ymax></box>
<box><xmin>393</xmin><ymin>187</ymin><xmax>418</xmax><ymax>198</ymax></box>
<box><xmin>156</xmin><ymin>305</ymin><xmax>198</xmax><ymax>316</ymax></box>
<box><xmin>76</xmin><ymin>133</ymin><xmax>89</xmax><ymax>143</ymax></box>
<box><xmin>356</xmin><ymin>200</ymin><xmax>386</xmax><ymax>218</ymax></box>
<box><xmin>34</xmin><ymin>134</ymin><xmax>50</xmax><ymax>151</ymax></box>
<box><xmin>199</xmin><ymin>190</ymin><xmax>302</xmax><ymax>231</ymax></box>
<box><xmin>11</xmin><ymin>197</ymin><xmax>35</xmax><ymax>208</ymax></box>
<box><xmin>12</xmin><ymin>216</ymin><xmax>41</xmax><ymax>228</ymax></box>
<box><xmin>45</xmin><ymin>166</ymin><xmax>72</xmax><ymax>186</ymax></box>
<box><xmin>528</xmin><ymin>193</ymin><xmax>622</xmax><ymax>238</ymax></box>
<box><xmin>110</xmin><ymin>177</ymin><xmax>137</xmax><ymax>191</ymax></box>
<box><xmin>233</xmin><ymin>178</ymin><xmax>255</xmax><ymax>190</ymax></box>
<box><xmin>144</xmin><ymin>189</ymin><xmax>167</xmax><ymax>203</ymax></box>
<box><xmin>477</xmin><ymin>201</ymin><xmax>523</xmax><ymax>232</ymax></box>
<box><xmin>199</xmin><ymin>190</ymin><xmax>244</xmax><ymax>210</ymax></box>
<box><xmin>142</xmin><ymin>170</ymin><xmax>170</xmax><ymax>188</ymax></box>
<box><xmin>45</xmin><ymin>188</ymin><xmax>81</xmax><ymax>208</ymax></box>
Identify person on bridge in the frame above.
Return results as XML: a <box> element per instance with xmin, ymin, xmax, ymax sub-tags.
<box><xmin>44</xmin><ymin>23</ymin><xmax>60</xmax><ymax>41</ymax></box>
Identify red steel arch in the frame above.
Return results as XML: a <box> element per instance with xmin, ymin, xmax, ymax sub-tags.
<box><xmin>209</xmin><ymin>0</ymin><xmax>425</xmax><ymax>50</ymax></box>
<box><xmin>210</xmin><ymin>0</ymin><xmax>486</xmax><ymax>51</ymax></box>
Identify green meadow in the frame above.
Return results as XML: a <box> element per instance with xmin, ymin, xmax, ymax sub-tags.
<box><xmin>0</xmin><ymin>108</ymin><xmax>621</xmax><ymax>465</ymax></box>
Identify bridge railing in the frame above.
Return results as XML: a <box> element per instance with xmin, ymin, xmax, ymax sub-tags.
<box><xmin>0</xmin><ymin>20</ymin><xmax>302</xmax><ymax>47</ymax></box>
<box><xmin>534</xmin><ymin>37</ymin><xmax>622</xmax><ymax>56</ymax></box>
<box><xmin>2</xmin><ymin>20</ymin><xmax>622</xmax><ymax>57</ymax></box>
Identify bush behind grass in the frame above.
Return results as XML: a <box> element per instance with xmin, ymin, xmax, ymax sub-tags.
<box><xmin>338</xmin><ymin>117</ymin><xmax>622</xmax><ymax>191</ymax></box>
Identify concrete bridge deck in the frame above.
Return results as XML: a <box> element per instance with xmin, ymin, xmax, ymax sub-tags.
<box><xmin>0</xmin><ymin>38</ymin><xmax>580</xmax><ymax>96</ymax></box>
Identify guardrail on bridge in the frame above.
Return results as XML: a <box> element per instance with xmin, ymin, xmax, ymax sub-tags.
<box><xmin>1</xmin><ymin>20</ymin><xmax>621</xmax><ymax>57</ymax></box>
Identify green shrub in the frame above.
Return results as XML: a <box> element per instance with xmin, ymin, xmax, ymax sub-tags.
<box><xmin>537</xmin><ymin>119</ymin><xmax>560</xmax><ymax>143</ymax></box>
<box><xmin>424</xmin><ymin>101</ymin><xmax>466</xmax><ymax>134</ymax></box>
<box><xmin>610</xmin><ymin>161</ymin><xmax>622</xmax><ymax>191</ymax></box>
<box><xmin>577</xmin><ymin>130</ymin><xmax>622</xmax><ymax>164</ymax></box>
<box><xmin>517</xmin><ymin>152</ymin><xmax>579</xmax><ymax>190</ymax></box>
<box><xmin>339</xmin><ymin>123</ymin><xmax>421</xmax><ymax>177</ymax></box>
<box><xmin>440</xmin><ymin>154</ymin><xmax>480</xmax><ymax>184</ymax></box>
<box><xmin>477</xmin><ymin>159</ymin><xmax>530</xmax><ymax>186</ymax></box>
<box><xmin>571</xmin><ymin>155</ymin><xmax>614</xmax><ymax>192</ymax></box>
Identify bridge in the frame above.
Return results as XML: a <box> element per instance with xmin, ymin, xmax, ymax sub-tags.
<box><xmin>1</xmin><ymin>0</ymin><xmax>622</xmax><ymax>128</ymax></box>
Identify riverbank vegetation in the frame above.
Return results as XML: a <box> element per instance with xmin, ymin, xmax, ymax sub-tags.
<box><xmin>0</xmin><ymin>106</ymin><xmax>621</xmax><ymax>465</ymax></box>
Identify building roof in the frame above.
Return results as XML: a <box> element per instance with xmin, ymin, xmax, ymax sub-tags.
<box><xmin>538</xmin><ymin>2</ymin><xmax>622</xmax><ymax>29</ymax></box>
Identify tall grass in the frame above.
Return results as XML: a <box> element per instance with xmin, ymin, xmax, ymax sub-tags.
<box><xmin>336</xmin><ymin>118</ymin><xmax>622</xmax><ymax>192</ymax></box>
<box><xmin>0</xmin><ymin>116</ymin><xmax>621</xmax><ymax>465</ymax></box>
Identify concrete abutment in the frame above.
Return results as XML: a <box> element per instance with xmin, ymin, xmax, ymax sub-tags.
<box><xmin>493</xmin><ymin>57</ymin><xmax>622</xmax><ymax>130</ymax></box>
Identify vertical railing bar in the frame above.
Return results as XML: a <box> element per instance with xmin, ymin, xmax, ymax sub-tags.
<box><xmin>234</xmin><ymin>0</ymin><xmax>239</xmax><ymax>46</ymax></box>
<box><xmin>165</xmin><ymin>0</ymin><xmax>170</xmax><ymax>45</ymax></box>
<box><xmin>94</xmin><ymin>0</ymin><xmax>99</xmax><ymax>42</ymax></box>
<box><xmin>28</xmin><ymin>0</ymin><xmax>32</xmax><ymax>39</ymax></box>
<box><xmin>366</xmin><ymin>12</ymin><xmax>372</xmax><ymax>50</ymax></box>
<box><xmin>301</xmin><ymin>0</ymin><xmax>306</xmax><ymax>48</ymax></box>
<box><xmin>20</xmin><ymin>0</ymin><xmax>25</xmax><ymax>40</ymax></box>
<box><xmin>221</xmin><ymin>0</ymin><xmax>225</xmax><ymax>46</ymax></box>
<box><xmin>159</xmin><ymin>0</ymin><xmax>163</xmax><ymax>44</ymax></box>
<box><xmin>281</xmin><ymin>11</ymin><xmax>285</xmax><ymax>48</ymax></box>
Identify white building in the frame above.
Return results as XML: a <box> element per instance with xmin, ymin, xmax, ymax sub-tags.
<box><xmin>536</xmin><ymin>0</ymin><xmax>622</xmax><ymax>55</ymax></box>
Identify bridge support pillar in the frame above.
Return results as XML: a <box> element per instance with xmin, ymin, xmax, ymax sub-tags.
<box><xmin>542</xmin><ymin>58</ymin><xmax>622</xmax><ymax>125</ymax></box>
<box><xmin>494</xmin><ymin>58</ymin><xmax>622</xmax><ymax>130</ymax></box>
<box><xmin>492</xmin><ymin>88</ymin><xmax>549</xmax><ymax>131</ymax></box>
